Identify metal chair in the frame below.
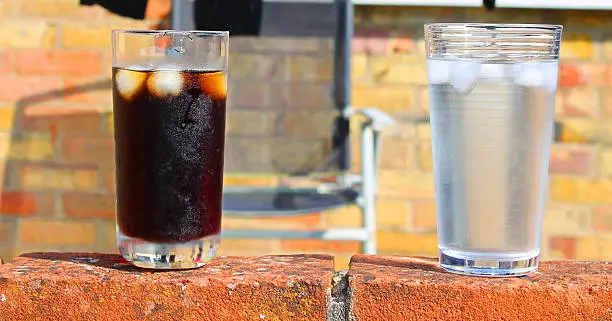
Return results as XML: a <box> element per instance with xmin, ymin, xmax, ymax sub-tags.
<box><xmin>172</xmin><ymin>0</ymin><xmax>393</xmax><ymax>254</ymax></box>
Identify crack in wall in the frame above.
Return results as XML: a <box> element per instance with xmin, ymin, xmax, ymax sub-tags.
<box><xmin>328</xmin><ymin>270</ymin><xmax>350</xmax><ymax>321</ymax></box>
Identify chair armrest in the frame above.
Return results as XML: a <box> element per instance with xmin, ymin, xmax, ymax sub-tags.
<box><xmin>344</xmin><ymin>107</ymin><xmax>395</xmax><ymax>131</ymax></box>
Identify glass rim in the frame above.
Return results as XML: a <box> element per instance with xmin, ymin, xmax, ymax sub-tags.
<box><xmin>425</xmin><ymin>23</ymin><xmax>563</xmax><ymax>32</ymax></box>
<box><xmin>112</xmin><ymin>29</ymin><xmax>229</xmax><ymax>37</ymax></box>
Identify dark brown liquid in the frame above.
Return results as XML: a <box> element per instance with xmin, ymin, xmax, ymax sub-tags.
<box><xmin>112</xmin><ymin>67</ymin><xmax>226</xmax><ymax>243</ymax></box>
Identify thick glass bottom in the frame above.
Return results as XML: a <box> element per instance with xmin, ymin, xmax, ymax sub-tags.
<box><xmin>439</xmin><ymin>248</ymin><xmax>539</xmax><ymax>277</ymax></box>
<box><xmin>117</xmin><ymin>230</ymin><xmax>220</xmax><ymax>269</ymax></box>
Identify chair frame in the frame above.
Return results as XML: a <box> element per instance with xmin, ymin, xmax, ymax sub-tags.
<box><xmin>172</xmin><ymin>0</ymin><xmax>393</xmax><ymax>254</ymax></box>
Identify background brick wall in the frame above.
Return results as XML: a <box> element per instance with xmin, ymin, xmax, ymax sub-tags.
<box><xmin>1</xmin><ymin>0</ymin><xmax>611</xmax><ymax>270</ymax></box>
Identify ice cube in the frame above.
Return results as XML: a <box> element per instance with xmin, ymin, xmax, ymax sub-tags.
<box><xmin>450</xmin><ymin>60</ymin><xmax>480</xmax><ymax>93</ymax></box>
<box><xmin>480</xmin><ymin>63</ymin><xmax>507</xmax><ymax>79</ymax></box>
<box><xmin>543</xmin><ymin>62</ymin><xmax>559</xmax><ymax>92</ymax></box>
<box><xmin>147</xmin><ymin>70</ymin><xmax>184</xmax><ymax>97</ymax></box>
<box><xmin>514</xmin><ymin>63</ymin><xmax>546</xmax><ymax>88</ymax></box>
<box><xmin>200</xmin><ymin>72</ymin><xmax>227</xmax><ymax>100</ymax></box>
<box><xmin>115</xmin><ymin>68</ymin><xmax>147</xmax><ymax>100</ymax></box>
<box><xmin>427</xmin><ymin>60</ymin><xmax>452</xmax><ymax>85</ymax></box>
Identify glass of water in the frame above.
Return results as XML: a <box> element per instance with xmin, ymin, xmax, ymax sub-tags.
<box><xmin>424</xmin><ymin>23</ymin><xmax>563</xmax><ymax>277</ymax></box>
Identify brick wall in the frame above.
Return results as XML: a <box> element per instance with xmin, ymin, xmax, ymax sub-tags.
<box><xmin>1</xmin><ymin>1</ymin><xmax>612</xmax><ymax>269</ymax></box>
<box><xmin>0</xmin><ymin>0</ymin><xmax>168</xmax><ymax>259</ymax></box>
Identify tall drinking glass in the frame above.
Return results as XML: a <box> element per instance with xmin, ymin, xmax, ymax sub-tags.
<box><xmin>424</xmin><ymin>23</ymin><xmax>562</xmax><ymax>276</ymax></box>
<box><xmin>112</xmin><ymin>30</ymin><xmax>229</xmax><ymax>269</ymax></box>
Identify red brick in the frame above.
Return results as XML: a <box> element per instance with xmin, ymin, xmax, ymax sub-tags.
<box><xmin>0</xmin><ymin>76</ymin><xmax>62</xmax><ymax>102</ymax></box>
<box><xmin>15</xmin><ymin>50</ymin><xmax>101</xmax><ymax>76</ymax></box>
<box><xmin>0</xmin><ymin>191</ymin><xmax>36</xmax><ymax>216</ymax></box>
<box><xmin>549</xmin><ymin>236</ymin><xmax>576</xmax><ymax>259</ymax></box>
<box><xmin>349</xmin><ymin>255</ymin><xmax>612</xmax><ymax>321</ymax></box>
<box><xmin>0</xmin><ymin>253</ymin><xmax>333</xmax><ymax>321</ymax></box>
<box><xmin>0</xmin><ymin>51</ymin><xmax>12</xmax><ymax>74</ymax></box>
<box><xmin>281</xmin><ymin>239</ymin><xmax>360</xmax><ymax>253</ymax></box>
<box><xmin>62</xmin><ymin>136</ymin><xmax>114</xmax><ymax>166</ymax></box>
<box><xmin>62</xmin><ymin>192</ymin><xmax>115</xmax><ymax>219</ymax></box>
<box><xmin>558</xmin><ymin>64</ymin><xmax>586</xmax><ymax>87</ymax></box>
<box><xmin>548</xmin><ymin>145</ymin><xmax>593</xmax><ymax>175</ymax></box>
<box><xmin>352</xmin><ymin>29</ymin><xmax>389</xmax><ymax>54</ymax></box>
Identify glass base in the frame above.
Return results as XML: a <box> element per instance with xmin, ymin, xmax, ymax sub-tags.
<box><xmin>118</xmin><ymin>231</ymin><xmax>220</xmax><ymax>270</ymax></box>
<box><xmin>439</xmin><ymin>249</ymin><xmax>539</xmax><ymax>277</ymax></box>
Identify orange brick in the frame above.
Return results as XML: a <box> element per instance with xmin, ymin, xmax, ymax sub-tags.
<box><xmin>218</xmin><ymin>240</ymin><xmax>281</xmax><ymax>257</ymax></box>
<box><xmin>19</xmin><ymin>0</ymin><xmax>101</xmax><ymax>19</ymax></box>
<box><xmin>322</xmin><ymin>207</ymin><xmax>363</xmax><ymax>229</ymax></box>
<box><xmin>287</xmin><ymin>55</ymin><xmax>333</xmax><ymax>82</ymax></box>
<box><xmin>0</xmin><ymin>19</ymin><xmax>52</xmax><ymax>49</ymax></box>
<box><xmin>543</xmin><ymin>205</ymin><xmax>592</xmax><ymax>235</ymax></box>
<box><xmin>378</xmin><ymin>170</ymin><xmax>435</xmax><ymax>198</ymax></box>
<box><xmin>63</xmin><ymin>78</ymin><xmax>112</xmax><ymax>104</ymax></box>
<box><xmin>387</xmin><ymin>33</ymin><xmax>415</xmax><ymax>54</ymax></box>
<box><xmin>557</xmin><ymin>87</ymin><xmax>600</xmax><ymax>117</ymax></box>
<box><xmin>379</xmin><ymin>139</ymin><xmax>411</xmax><ymax>169</ymax></box>
<box><xmin>223</xmin><ymin>176</ymin><xmax>279</xmax><ymax>187</ymax></box>
<box><xmin>63</xmin><ymin>192</ymin><xmax>114</xmax><ymax>219</ymax></box>
<box><xmin>351</xmin><ymin>85</ymin><xmax>414</xmax><ymax>114</ymax></box>
<box><xmin>0</xmin><ymin>76</ymin><xmax>62</xmax><ymax>102</ymax></box>
<box><xmin>61</xmin><ymin>24</ymin><xmax>111</xmax><ymax>49</ymax></box>
<box><xmin>560</xmin><ymin>32</ymin><xmax>595</xmax><ymax>59</ymax></box>
<box><xmin>418</xmin><ymin>141</ymin><xmax>432</xmax><ymax>171</ymax></box>
<box><xmin>15</xmin><ymin>50</ymin><xmax>101</xmax><ymax>76</ymax></box>
<box><xmin>0</xmin><ymin>191</ymin><xmax>39</xmax><ymax>216</ymax></box>
<box><xmin>223</xmin><ymin>213</ymin><xmax>321</xmax><ymax>231</ymax></box>
<box><xmin>352</xmin><ymin>54</ymin><xmax>368</xmax><ymax>83</ymax></box>
<box><xmin>281</xmin><ymin>239</ymin><xmax>360</xmax><ymax>253</ymax></box>
<box><xmin>575</xmin><ymin>236</ymin><xmax>612</xmax><ymax>260</ymax></box>
<box><xmin>551</xmin><ymin>177</ymin><xmax>612</xmax><ymax>203</ymax></box>
<box><xmin>0</xmin><ymin>219</ymin><xmax>15</xmax><ymax>245</ymax></box>
<box><xmin>102</xmin><ymin>168</ymin><xmax>115</xmax><ymax>193</ymax></box>
<box><xmin>18</xmin><ymin>219</ymin><xmax>95</xmax><ymax>246</ymax></box>
<box><xmin>376</xmin><ymin>200</ymin><xmax>409</xmax><ymax>229</ymax></box>
<box><xmin>7</xmin><ymin>133</ymin><xmax>54</xmax><ymax>161</ymax></box>
<box><xmin>413</xmin><ymin>201</ymin><xmax>436</xmax><ymax>231</ymax></box>
<box><xmin>377</xmin><ymin>231</ymin><xmax>437</xmax><ymax>255</ymax></box>
<box><xmin>61</xmin><ymin>136</ymin><xmax>114</xmax><ymax>166</ymax></box>
<box><xmin>18</xmin><ymin>165</ymin><xmax>98</xmax><ymax>190</ymax></box>
<box><xmin>593</xmin><ymin>206</ymin><xmax>612</xmax><ymax>232</ymax></box>
<box><xmin>0</xmin><ymin>51</ymin><xmax>12</xmax><ymax>74</ymax></box>
<box><xmin>0</xmin><ymin>106</ymin><xmax>15</xmax><ymax>131</ymax></box>
<box><xmin>371</xmin><ymin>56</ymin><xmax>427</xmax><ymax>85</ymax></box>
<box><xmin>21</xmin><ymin>106</ymin><xmax>103</xmax><ymax>135</ymax></box>
<box><xmin>96</xmin><ymin>220</ymin><xmax>118</xmax><ymax>254</ymax></box>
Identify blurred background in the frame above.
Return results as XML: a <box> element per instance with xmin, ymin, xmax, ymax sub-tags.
<box><xmin>0</xmin><ymin>0</ymin><xmax>610</xmax><ymax>270</ymax></box>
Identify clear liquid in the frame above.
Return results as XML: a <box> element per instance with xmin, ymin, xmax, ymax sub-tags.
<box><xmin>428</xmin><ymin>59</ymin><xmax>558</xmax><ymax>261</ymax></box>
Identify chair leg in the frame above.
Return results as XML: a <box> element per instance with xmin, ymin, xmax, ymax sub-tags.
<box><xmin>361</xmin><ymin>125</ymin><xmax>378</xmax><ymax>255</ymax></box>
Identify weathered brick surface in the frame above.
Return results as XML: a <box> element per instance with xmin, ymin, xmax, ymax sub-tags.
<box><xmin>349</xmin><ymin>255</ymin><xmax>612</xmax><ymax>321</ymax></box>
<box><xmin>0</xmin><ymin>253</ymin><xmax>333</xmax><ymax>321</ymax></box>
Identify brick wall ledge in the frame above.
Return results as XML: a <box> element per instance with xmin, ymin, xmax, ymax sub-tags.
<box><xmin>1</xmin><ymin>254</ymin><xmax>612</xmax><ymax>321</ymax></box>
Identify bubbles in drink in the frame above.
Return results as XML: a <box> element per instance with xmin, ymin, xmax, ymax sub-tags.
<box><xmin>115</xmin><ymin>68</ymin><xmax>147</xmax><ymax>100</ymax></box>
<box><xmin>147</xmin><ymin>70</ymin><xmax>185</xmax><ymax>97</ymax></box>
